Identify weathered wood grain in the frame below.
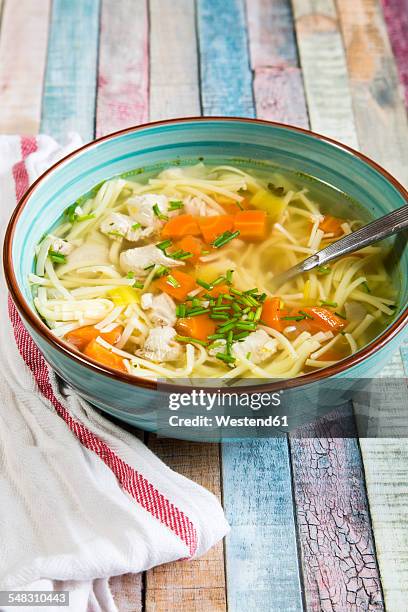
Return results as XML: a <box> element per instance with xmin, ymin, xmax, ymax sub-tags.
<box><xmin>109</xmin><ymin>573</ymin><xmax>143</xmax><ymax>611</ymax></box>
<box><xmin>246</xmin><ymin>0</ymin><xmax>308</xmax><ymax>127</ymax></box>
<box><xmin>337</xmin><ymin>0</ymin><xmax>408</xmax><ymax>185</ymax></box>
<box><xmin>149</xmin><ymin>0</ymin><xmax>200</xmax><ymax>121</ymax></box>
<box><xmin>197</xmin><ymin>0</ymin><xmax>254</xmax><ymax>117</ymax></box>
<box><xmin>382</xmin><ymin>0</ymin><xmax>408</xmax><ymax>106</ymax></box>
<box><xmin>291</xmin><ymin>0</ymin><xmax>358</xmax><ymax>146</ymax></box>
<box><xmin>41</xmin><ymin>0</ymin><xmax>100</xmax><ymax>142</ymax></box>
<box><xmin>198</xmin><ymin>2</ymin><xmax>304</xmax><ymax>610</ymax></box>
<box><xmin>0</xmin><ymin>0</ymin><xmax>51</xmax><ymax>134</ymax></box>
<box><xmin>145</xmin><ymin>438</ymin><xmax>226</xmax><ymax>612</ymax></box>
<box><xmin>96</xmin><ymin>0</ymin><xmax>148</xmax><ymax>137</ymax></box>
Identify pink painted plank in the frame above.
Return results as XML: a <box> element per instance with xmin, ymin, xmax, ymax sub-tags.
<box><xmin>96</xmin><ymin>0</ymin><xmax>148</xmax><ymax>137</ymax></box>
<box><xmin>382</xmin><ymin>0</ymin><xmax>408</xmax><ymax>106</ymax></box>
<box><xmin>246</xmin><ymin>0</ymin><xmax>308</xmax><ymax>129</ymax></box>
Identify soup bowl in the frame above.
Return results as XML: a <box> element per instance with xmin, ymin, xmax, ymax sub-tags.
<box><xmin>3</xmin><ymin>118</ymin><xmax>408</xmax><ymax>436</ymax></box>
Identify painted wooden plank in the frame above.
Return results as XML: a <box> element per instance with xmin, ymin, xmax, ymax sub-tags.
<box><xmin>109</xmin><ymin>573</ymin><xmax>143</xmax><ymax>612</ymax></box>
<box><xmin>382</xmin><ymin>0</ymin><xmax>408</xmax><ymax>106</ymax></box>
<box><xmin>197</xmin><ymin>2</ymin><xmax>304</xmax><ymax>610</ymax></box>
<box><xmin>41</xmin><ymin>0</ymin><xmax>100</xmax><ymax>142</ymax></box>
<box><xmin>337</xmin><ymin>0</ymin><xmax>408</xmax><ymax>185</ymax></box>
<box><xmin>0</xmin><ymin>0</ymin><xmax>51</xmax><ymax>134</ymax></box>
<box><xmin>246</xmin><ymin>0</ymin><xmax>308</xmax><ymax>127</ymax></box>
<box><xmin>291</xmin><ymin>0</ymin><xmax>358</xmax><ymax>146</ymax></box>
<box><xmin>145</xmin><ymin>438</ymin><xmax>226</xmax><ymax>611</ymax></box>
<box><xmin>145</xmin><ymin>4</ymin><xmax>225</xmax><ymax>608</ymax></box>
<box><xmin>197</xmin><ymin>0</ymin><xmax>254</xmax><ymax>117</ymax></box>
<box><xmin>149</xmin><ymin>0</ymin><xmax>200</xmax><ymax>121</ymax></box>
<box><xmin>96</xmin><ymin>0</ymin><xmax>148</xmax><ymax>137</ymax></box>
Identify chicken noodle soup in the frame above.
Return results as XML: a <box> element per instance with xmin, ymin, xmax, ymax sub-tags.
<box><xmin>30</xmin><ymin>163</ymin><xmax>398</xmax><ymax>381</ymax></box>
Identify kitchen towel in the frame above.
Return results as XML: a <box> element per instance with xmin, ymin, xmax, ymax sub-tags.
<box><xmin>0</xmin><ymin>135</ymin><xmax>229</xmax><ymax>612</ymax></box>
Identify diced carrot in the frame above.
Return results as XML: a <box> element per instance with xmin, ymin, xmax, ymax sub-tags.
<box><xmin>214</xmin><ymin>195</ymin><xmax>251</xmax><ymax>214</ymax></box>
<box><xmin>173</xmin><ymin>235</ymin><xmax>204</xmax><ymax>263</ymax></box>
<box><xmin>303</xmin><ymin>307</ymin><xmax>347</xmax><ymax>332</ymax></box>
<box><xmin>161</xmin><ymin>214</ymin><xmax>201</xmax><ymax>239</ymax></box>
<box><xmin>198</xmin><ymin>215</ymin><xmax>235</xmax><ymax>244</ymax></box>
<box><xmin>234</xmin><ymin>210</ymin><xmax>267</xmax><ymax>240</ymax></box>
<box><xmin>261</xmin><ymin>297</ymin><xmax>284</xmax><ymax>332</ymax></box>
<box><xmin>205</xmin><ymin>284</ymin><xmax>230</xmax><ymax>298</ymax></box>
<box><xmin>84</xmin><ymin>339</ymin><xmax>127</xmax><ymax>372</ymax></box>
<box><xmin>319</xmin><ymin>215</ymin><xmax>344</xmax><ymax>237</ymax></box>
<box><xmin>155</xmin><ymin>269</ymin><xmax>197</xmax><ymax>301</ymax></box>
<box><xmin>65</xmin><ymin>324</ymin><xmax>123</xmax><ymax>352</ymax></box>
<box><xmin>176</xmin><ymin>314</ymin><xmax>217</xmax><ymax>341</ymax></box>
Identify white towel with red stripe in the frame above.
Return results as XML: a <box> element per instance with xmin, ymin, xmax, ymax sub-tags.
<box><xmin>0</xmin><ymin>135</ymin><xmax>229</xmax><ymax>612</ymax></box>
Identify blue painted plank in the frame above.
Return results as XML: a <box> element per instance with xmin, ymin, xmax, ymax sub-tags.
<box><xmin>197</xmin><ymin>0</ymin><xmax>254</xmax><ymax>117</ymax></box>
<box><xmin>41</xmin><ymin>0</ymin><xmax>100</xmax><ymax>141</ymax></box>
<box><xmin>222</xmin><ymin>440</ymin><xmax>304</xmax><ymax>611</ymax></box>
<box><xmin>197</xmin><ymin>2</ymin><xmax>304</xmax><ymax>610</ymax></box>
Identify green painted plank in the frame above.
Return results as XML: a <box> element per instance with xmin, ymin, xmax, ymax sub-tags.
<box><xmin>41</xmin><ymin>0</ymin><xmax>100</xmax><ymax>141</ymax></box>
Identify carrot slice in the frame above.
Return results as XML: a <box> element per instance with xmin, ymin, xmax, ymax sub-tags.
<box><xmin>303</xmin><ymin>307</ymin><xmax>347</xmax><ymax>332</ymax></box>
<box><xmin>198</xmin><ymin>215</ymin><xmax>235</xmax><ymax>244</ymax></box>
<box><xmin>84</xmin><ymin>339</ymin><xmax>127</xmax><ymax>372</ymax></box>
<box><xmin>65</xmin><ymin>324</ymin><xmax>123</xmax><ymax>352</ymax></box>
<box><xmin>155</xmin><ymin>269</ymin><xmax>197</xmax><ymax>301</ymax></box>
<box><xmin>234</xmin><ymin>210</ymin><xmax>267</xmax><ymax>240</ymax></box>
<box><xmin>205</xmin><ymin>284</ymin><xmax>230</xmax><ymax>298</ymax></box>
<box><xmin>261</xmin><ymin>297</ymin><xmax>284</xmax><ymax>332</ymax></box>
<box><xmin>161</xmin><ymin>214</ymin><xmax>201</xmax><ymax>239</ymax></box>
<box><xmin>173</xmin><ymin>235</ymin><xmax>204</xmax><ymax>263</ymax></box>
<box><xmin>176</xmin><ymin>314</ymin><xmax>217</xmax><ymax>341</ymax></box>
<box><xmin>319</xmin><ymin>215</ymin><xmax>344</xmax><ymax>237</ymax></box>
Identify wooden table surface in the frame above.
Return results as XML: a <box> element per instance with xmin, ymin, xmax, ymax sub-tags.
<box><xmin>1</xmin><ymin>0</ymin><xmax>407</xmax><ymax>610</ymax></box>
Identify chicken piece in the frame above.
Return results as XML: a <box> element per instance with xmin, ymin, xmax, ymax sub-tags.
<box><xmin>232</xmin><ymin>330</ymin><xmax>277</xmax><ymax>364</ymax></box>
<box><xmin>50</xmin><ymin>237</ymin><xmax>73</xmax><ymax>256</ymax></box>
<box><xmin>141</xmin><ymin>292</ymin><xmax>177</xmax><ymax>326</ymax></box>
<box><xmin>120</xmin><ymin>245</ymin><xmax>184</xmax><ymax>276</ymax></box>
<box><xmin>139</xmin><ymin>326</ymin><xmax>181</xmax><ymax>362</ymax></box>
<box><xmin>183</xmin><ymin>196</ymin><xmax>220</xmax><ymax>217</ymax></box>
<box><xmin>127</xmin><ymin>193</ymin><xmax>169</xmax><ymax>228</ymax></box>
<box><xmin>100</xmin><ymin>212</ymin><xmax>132</xmax><ymax>240</ymax></box>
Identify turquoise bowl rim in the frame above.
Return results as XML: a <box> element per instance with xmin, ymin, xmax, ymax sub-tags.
<box><xmin>3</xmin><ymin>116</ymin><xmax>408</xmax><ymax>393</ymax></box>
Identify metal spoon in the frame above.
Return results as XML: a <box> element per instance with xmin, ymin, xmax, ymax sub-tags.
<box><xmin>270</xmin><ymin>203</ymin><xmax>408</xmax><ymax>291</ymax></box>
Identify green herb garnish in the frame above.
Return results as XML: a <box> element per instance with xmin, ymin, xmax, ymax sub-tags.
<box><xmin>153</xmin><ymin>203</ymin><xmax>168</xmax><ymax>220</ymax></box>
<box><xmin>212</xmin><ymin>230</ymin><xmax>240</xmax><ymax>248</ymax></box>
<box><xmin>48</xmin><ymin>250</ymin><xmax>67</xmax><ymax>264</ymax></box>
<box><xmin>166</xmin><ymin>274</ymin><xmax>180</xmax><ymax>288</ymax></box>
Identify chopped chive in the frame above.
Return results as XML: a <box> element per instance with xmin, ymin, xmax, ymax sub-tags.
<box><xmin>133</xmin><ymin>280</ymin><xmax>144</xmax><ymax>289</ymax></box>
<box><xmin>201</xmin><ymin>250</ymin><xmax>210</xmax><ymax>255</ymax></box>
<box><xmin>216</xmin><ymin>322</ymin><xmax>237</xmax><ymax>333</ymax></box>
<box><xmin>208</xmin><ymin>333</ymin><xmax>226</xmax><ymax>340</ymax></box>
<box><xmin>131</xmin><ymin>222</ymin><xmax>141</xmax><ymax>230</ymax></box>
<box><xmin>126</xmin><ymin>271</ymin><xmax>135</xmax><ymax>279</ymax></box>
<box><xmin>227</xmin><ymin>330</ymin><xmax>234</xmax><ymax>345</ymax></box>
<box><xmin>171</xmin><ymin>249</ymin><xmax>193</xmax><ymax>260</ymax></box>
<box><xmin>230</xmin><ymin>288</ymin><xmax>243</xmax><ymax>296</ymax></box>
<box><xmin>48</xmin><ymin>250</ymin><xmax>67</xmax><ymax>264</ymax></box>
<box><xmin>247</xmin><ymin>311</ymin><xmax>255</xmax><ymax>321</ymax></box>
<box><xmin>175</xmin><ymin>335</ymin><xmax>208</xmax><ymax>346</ymax></box>
<box><xmin>244</xmin><ymin>288</ymin><xmax>258</xmax><ymax>295</ymax></box>
<box><xmin>216</xmin><ymin>294</ymin><xmax>223</xmax><ymax>307</ymax></box>
<box><xmin>246</xmin><ymin>352</ymin><xmax>251</xmax><ymax>360</ymax></box>
<box><xmin>154</xmin><ymin>265</ymin><xmax>169</xmax><ymax>278</ymax></box>
<box><xmin>108</xmin><ymin>230</ymin><xmax>125</xmax><ymax>238</ymax></box>
<box><xmin>281</xmin><ymin>315</ymin><xmax>306</xmax><ymax>321</ymax></box>
<box><xmin>258</xmin><ymin>293</ymin><xmax>267</xmax><ymax>303</ymax></box>
<box><xmin>235</xmin><ymin>321</ymin><xmax>257</xmax><ymax>330</ymax></box>
<box><xmin>191</xmin><ymin>297</ymin><xmax>201</xmax><ymax>308</ymax></box>
<box><xmin>362</xmin><ymin>281</ymin><xmax>371</xmax><ymax>294</ymax></box>
<box><xmin>216</xmin><ymin>353</ymin><xmax>236</xmax><ymax>364</ymax></box>
<box><xmin>221</xmin><ymin>293</ymin><xmax>233</xmax><ymax>301</ymax></box>
<box><xmin>317</xmin><ymin>265</ymin><xmax>331</xmax><ymax>275</ymax></box>
<box><xmin>76</xmin><ymin>213</ymin><xmax>96</xmax><ymax>222</ymax></box>
<box><xmin>320</xmin><ymin>300</ymin><xmax>338</xmax><ymax>307</ymax></box>
<box><xmin>233</xmin><ymin>331</ymin><xmax>250</xmax><ymax>341</ymax></box>
<box><xmin>212</xmin><ymin>306</ymin><xmax>231</xmax><ymax>312</ymax></box>
<box><xmin>254</xmin><ymin>306</ymin><xmax>262</xmax><ymax>321</ymax></box>
<box><xmin>210</xmin><ymin>314</ymin><xmax>229</xmax><ymax>320</ymax></box>
<box><xmin>335</xmin><ymin>311</ymin><xmax>347</xmax><ymax>320</ymax></box>
<box><xmin>298</xmin><ymin>310</ymin><xmax>314</xmax><ymax>319</ymax></box>
<box><xmin>242</xmin><ymin>307</ymin><xmax>251</xmax><ymax>314</ymax></box>
<box><xmin>225</xmin><ymin>269</ymin><xmax>234</xmax><ymax>285</ymax></box>
<box><xmin>166</xmin><ymin>274</ymin><xmax>180</xmax><ymax>288</ymax></box>
<box><xmin>212</xmin><ymin>230</ymin><xmax>240</xmax><ymax>248</ymax></box>
<box><xmin>212</xmin><ymin>275</ymin><xmax>225</xmax><ymax>287</ymax></box>
<box><xmin>188</xmin><ymin>308</ymin><xmax>210</xmax><ymax>316</ymax></box>
<box><xmin>169</xmin><ymin>200</ymin><xmax>184</xmax><ymax>210</ymax></box>
<box><xmin>197</xmin><ymin>278</ymin><xmax>212</xmax><ymax>290</ymax></box>
<box><xmin>152</xmin><ymin>203</ymin><xmax>168</xmax><ymax>220</ymax></box>
<box><xmin>157</xmin><ymin>239</ymin><xmax>172</xmax><ymax>251</ymax></box>
<box><xmin>232</xmin><ymin>302</ymin><xmax>242</xmax><ymax>313</ymax></box>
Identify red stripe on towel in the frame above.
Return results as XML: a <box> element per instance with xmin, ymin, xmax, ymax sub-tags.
<box><xmin>8</xmin><ymin>139</ymin><xmax>198</xmax><ymax>557</ymax></box>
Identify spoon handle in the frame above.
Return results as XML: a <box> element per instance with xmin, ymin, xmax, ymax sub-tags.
<box><xmin>271</xmin><ymin>203</ymin><xmax>408</xmax><ymax>289</ymax></box>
